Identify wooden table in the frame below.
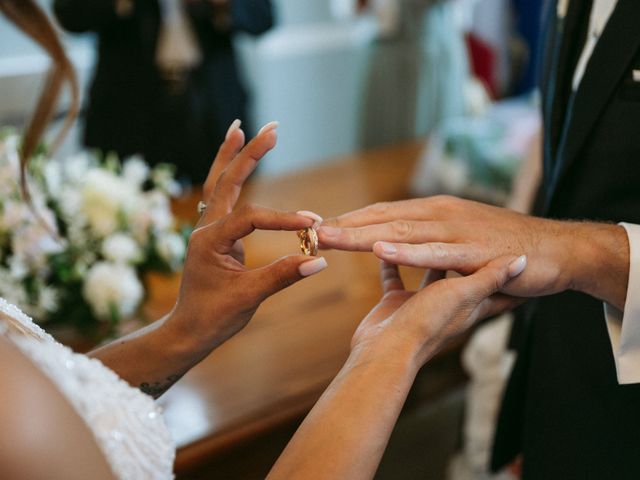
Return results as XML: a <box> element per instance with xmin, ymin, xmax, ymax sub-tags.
<box><xmin>145</xmin><ymin>141</ymin><xmax>457</xmax><ymax>473</ymax></box>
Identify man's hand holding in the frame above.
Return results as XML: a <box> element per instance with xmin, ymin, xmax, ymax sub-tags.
<box><xmin>318</xmin><ymin>196</ymin><xmax>629</xmax><ymax>310</ymax></box>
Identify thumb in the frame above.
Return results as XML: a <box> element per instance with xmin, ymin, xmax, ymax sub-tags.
<box><xmin>247</xmin><ymin>255</ymin><xmax>328</xmax><ymax>302</ymax></box>
<box><xmin>395</xmin><ymin>255</ymin><xmax>527</xmax><ymax>364</ymax></box>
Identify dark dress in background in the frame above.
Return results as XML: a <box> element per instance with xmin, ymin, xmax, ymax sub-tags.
<box><xmin>54</xmin><ymin>0</ymin><xmax>273</xmax><ymax>183</ymax></box>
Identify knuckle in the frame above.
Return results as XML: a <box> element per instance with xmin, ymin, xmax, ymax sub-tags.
<box><xmin>216</xmin><ymin>170</ymin><xmax>229</xmax><ymax>187</ymax></box>
<box><xmin>432</xmin><ymin>194</ymin><xmax>459</xmax><ymax>210</ymax></box>
<box><xmin>369</xmin><ymin>202</ymin><xmax>391</xmax><ymax>216</ymax></box>
<box><xmin>239</xmin><ymin>203</ymin><xmax>257</xmax><ymax>217</ymax></box>
<box><xmin>391</xmin><ymin>220</ymin><xmax>414</xmax><ymax>239</ymax></box>
<box><xmin>323</xmin><ymin>217</ymin><xmax>339</xmax><ymax>227</ymax></box>
<box><xmin>493</xmin><ymin>267</ymin><xmax>510</xmax><ymax>290</ymax></box>
<box><xmin>490</xmin><ymin>273</ymin><xmax>503</xmax><ymax>294</ymax></box>
<box><xmin>274</xmin><ymin>262</ymin><xmax>297</xmax><ymax>289</ymax></box>
<box><xmin>188</xmin><ymin>226</ymin><xmax>206</xmax><ymax>247</ymax></box>
<box><xmin>427</xmin><ymin>243</ymin><xmax>448</xmax><ymax>260</ymax></box>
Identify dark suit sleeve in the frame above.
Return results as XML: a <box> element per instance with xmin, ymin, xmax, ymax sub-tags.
<box><xmin>53</xmin><ymin>0</ymin><xmax>120</xmax><ymax>33</ymax></box>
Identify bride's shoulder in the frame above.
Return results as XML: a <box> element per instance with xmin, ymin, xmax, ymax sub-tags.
<box><xmin>0</xmin><ymin>336</ymin><xmax>114</xmax><ymax>480</ymax></box>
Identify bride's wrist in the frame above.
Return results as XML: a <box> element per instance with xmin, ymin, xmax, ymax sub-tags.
<box><xmin>159</xmin><ymin>307</ymin><xmax>222</xmax><ymax>361</ymax></box>
<box><xmin>350</xmin><ymin>336</ymin><xmax>424</xmax><ymax>378</ymax></box>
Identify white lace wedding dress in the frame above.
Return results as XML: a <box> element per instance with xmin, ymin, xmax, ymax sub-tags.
<box><xmin>0</xmin><ymin>297</ymin><xmax>176</xmax><ymax>479</ymax></box>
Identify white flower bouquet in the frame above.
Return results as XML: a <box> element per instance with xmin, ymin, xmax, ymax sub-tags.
<box><xmin>0</xmin><ymin>129</ymin><xmax>188</xmax><ymax>338</ymax></box>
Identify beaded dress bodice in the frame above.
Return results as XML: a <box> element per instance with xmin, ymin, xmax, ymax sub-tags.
<box><xmin>0</xmin><ymin>298</ymin><xmax>175</xmax><ymax>479</ymax></box>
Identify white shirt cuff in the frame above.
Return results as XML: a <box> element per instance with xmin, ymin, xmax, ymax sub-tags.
<box><xmin>604</xmin><ymin>222</ymin><xmax>640</xmax><ymax>384</ymax></box>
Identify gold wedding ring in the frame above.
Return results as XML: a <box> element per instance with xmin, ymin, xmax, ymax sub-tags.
<box><xmin>298</xmin><ymin>228</ymin><xmax>318</xmax><ymax>256</ymax></box>
<box><xmin>197</xmin><ymin>201</ymin><xmax>207</xmax><ymax>216</ymax></box>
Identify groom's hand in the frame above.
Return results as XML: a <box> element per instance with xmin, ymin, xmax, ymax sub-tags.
<box><xmin>318</xmin><ymin>196</ymin><xmax>629</xmax><ymax>309</ymax></box>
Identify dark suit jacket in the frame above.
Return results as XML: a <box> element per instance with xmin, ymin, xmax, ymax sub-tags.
<box><xmin>492</xmin><ymin>1</ymin><xmax>640</xmax><ymax>478</ymax></box>
<box><xmin>54</xmin><ymin>0</ymin><xmax>273</xmax><ymax>182</ymax></box>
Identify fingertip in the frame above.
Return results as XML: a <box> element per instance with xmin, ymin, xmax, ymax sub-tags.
<box><xmin>258</xmin><ymin>120</ymin><xmax>279</xmax><ymax>135</ymax></box>
<box><xmin>296</xmin><ymin>210</ymin><xmax>323</xmax><ymax>226</ymax></box>
<box><xmin>319</xmin><ymin>217</ymin><xmax>339</xmax><ymax>228</ymax></box>
<box><xmin>317</xmin><ymin>225</ymin><xmax>340</xmax><ymax>241</ymax></box>
<box><xmin>298</xmin><ymin>256</ymin><xmax>328</xmax><ymax>277</ymax></box>
<box><xmin>508</xmin><ymin>255</ymin><xmax>527</xmax><ymax>278</ymax></box>
<box><xmin>221</xmin><ymin>127</ymin><xmax>245</xmax><ymax>152</ymax></box>
<box><xmin>374</xmin><ymin>241</ymin><xmax>398</xmax><ymax>257</ymax></box>
<box><xmin>249</xmin><ymin>129</ymin><xmax>278</xmax><ymax>158</ymax></box>
<box><xmin>225</xmin><ymin>119</ymin><xmax>242</xmax><ymax>140</ymax></box>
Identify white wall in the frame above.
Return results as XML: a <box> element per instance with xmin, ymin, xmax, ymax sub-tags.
<box><xmin>238</xmin><ymin>4</ymin><xmax>379</xmax><ymax>175</ymax></box>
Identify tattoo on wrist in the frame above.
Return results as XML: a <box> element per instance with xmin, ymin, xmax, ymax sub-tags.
<box><xmin>140</xmin><ymin>374</ymin><xmax>183</xmax><ymax>398</ymax></box>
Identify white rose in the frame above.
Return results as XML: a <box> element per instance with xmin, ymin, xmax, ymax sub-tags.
<box><xmin>83</xmin><ymin>262</ymin><xmax>144</xmax><ymax>320</ymax></box>
<box><xmin>122</xmin><ymin>156</ymin><xmax>150</xmax><ymax>187</ymax></box>
<box><xmin>0</xmin><ymin>267</ymin><xmax>28</xmax><ymax>310</ymax></box>
<box><xmin>156</xmin><ymin>232</ymin><xmax>186</xmax><ymax>267</ymax></box>
<box><xmin>146</xmin><ymin>191</ymin><xmax>173</xmax><ymax>232</ymax></box>
<box><xmin>0</xmin><ymin>161</ymin><xmax>19</xmax><ymax>197</ymax></box>
<box><xmin>0</xmin><ymin>200</ymin><xmax>27</xmax><ymax>230</ymax></box>
<box><xmin>82</xmin><ymin>169</ymin><xmax>140</xmax><ymax>237</ymax></box>
<box><xmin>7</xmin><ymin>255</ymin><xmax>28</xmax><ymax>279</ymax></box>
<box><xmin>129</xmin><ymin>208</ymin><xmax>152</xmax><ymax>244</ymax></box>
<box><xmin>12</xmin><ymin>222</ymin><xmax>63</xmax><ymax>271</ymax></box>
<box><xmin>38</xmin><ymin>286</ymin><xmax>59</xmax><ymax>314</ymax></box>
<box><xmin>59</xmin><ymin>189</ymin><xmax>83</xmax><ymax>219</ymax></box>
<box><xmin>43</xmin><ymin>159</ymin><xmax>64</xmax><ymax>199</ymax></box>
<box><xmin>151</xmin><ymin>166</ymin><xmax>182</xmax><ymax>196</ymax></box>
<box><xmin>102</xmin><ymin>233</ymin><xmax>142</xmax><ymax>264</ymax></box>
<box><xmin>63</xmin><ymin>153</ymin><xmax>91</xmax><ymax>184</ymax></box>
<box><xmin>3</xmin><ymin>135</ymin><xmax>20</xmax><ymax>170</ymax></box>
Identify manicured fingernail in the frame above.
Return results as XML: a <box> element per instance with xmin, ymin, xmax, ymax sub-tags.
<box><xmin>258</xmin><ymin>120</ymin><xmax>279</xmax><ymax>135</ymax></box>
<box><xmin>317</xmin><ymin>226</ymin><xmax>340</xmax><ymax>238</ymax></box>
<box><xmin>226</xmin><ymin>119</ymin><xmax>242</xmax><ymax>140</ymax></box>
<box><xmin>377</xmin><ymin>242</ymin><xmax>397</xmax><ymax>255</ymax></box>
<box><xmin>508</xmin><ymin>255</ymin><xmax>527</xmax><ymax>278</ymax></box>
<box><xmin>299</xmin><ymin>257</ymin><xmax>328</xmax><ymax>277</ymax></box>
<box><xmin>297</xmin><ymin>210</ymin><xmax>323</xmax><ymax>226</ymax></box>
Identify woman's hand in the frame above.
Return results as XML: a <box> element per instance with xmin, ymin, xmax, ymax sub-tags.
<box><xmin>267</xmin><ymin>254</ymin><xmax>526</xmax><ymax>480</ymax></box>
<box><xmin>166</xmin><ymin>121</ymin><xmax>328</xmax><ymax>354</ymax></box>
<box><xmin>91</xmin><ymin>121</ymin><xmax>328</xmax><ymax>397</ymax></box>
<box><xmin>352</xmin><ymin>255</ymin><xmax>527</xmax><ymax>367</ymax></box>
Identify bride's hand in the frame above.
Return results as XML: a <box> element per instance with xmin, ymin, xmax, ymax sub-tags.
<box><xmin>352</xmin><ymin>255</ymin><xmax>527</xmax><ymax>367</ymax></box>
<box><xmin>167</xmin><ymin>121</ymin><xmax>327</xmax><ymax>353</ymax></box>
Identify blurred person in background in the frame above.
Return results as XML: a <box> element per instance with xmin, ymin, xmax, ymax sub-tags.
<box><xmin>54</xmin><ymin>0</ymin><xmax>273</xmax><ymax>184</ymax></box>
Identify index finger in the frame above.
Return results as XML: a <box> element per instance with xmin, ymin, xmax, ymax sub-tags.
<box><xmin>202</xmin><ymin>120</ymin><xmax>246</xmax><ymax>202</ymax></box>
<box><xmin>317</xmin><ymin>221</ymin><xmax>451</xmax><ymax>251</ymax></box>
<box><xmin>322</xmin><ymin>198</ymin><xmax>439</xmax><ymax>229</ymax></box>
<box><xmin>209</xmin><ymin>122</ymin><xmax>279</xmax><ymax>219</ymax></box>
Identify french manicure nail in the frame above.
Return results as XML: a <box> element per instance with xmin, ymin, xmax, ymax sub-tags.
<box><xmin>258</xmin><ymin>120</ymin><xmax>279</xmax><ymax>135</ymax></box>
<box><xmin>377</xmin><ymin>242</ymin><xmax>397</xmax><ymax>255</ymax></box>
<box><xmin>508</xmin><ymin>255</ymin><xmax>527</xmax><ymax>278</ymax></box>
<box><xmin>297</xmin><ymin>210</ymin><xmax>323</xmax><ymax>226</ymax></box>
<box><xmin>299</xmin><ymin>257</ymin><xmax>328</xmax><ymax>277</ymax></box>
<box><xmin>318</xmin><ymin>226</ymin><xmax>340</xmax><ymax>238</ymax></box>
<box><xmin>225</xmin><ymin>119</ymin><xmax>242</xmax><ymax>140</ymax></box>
